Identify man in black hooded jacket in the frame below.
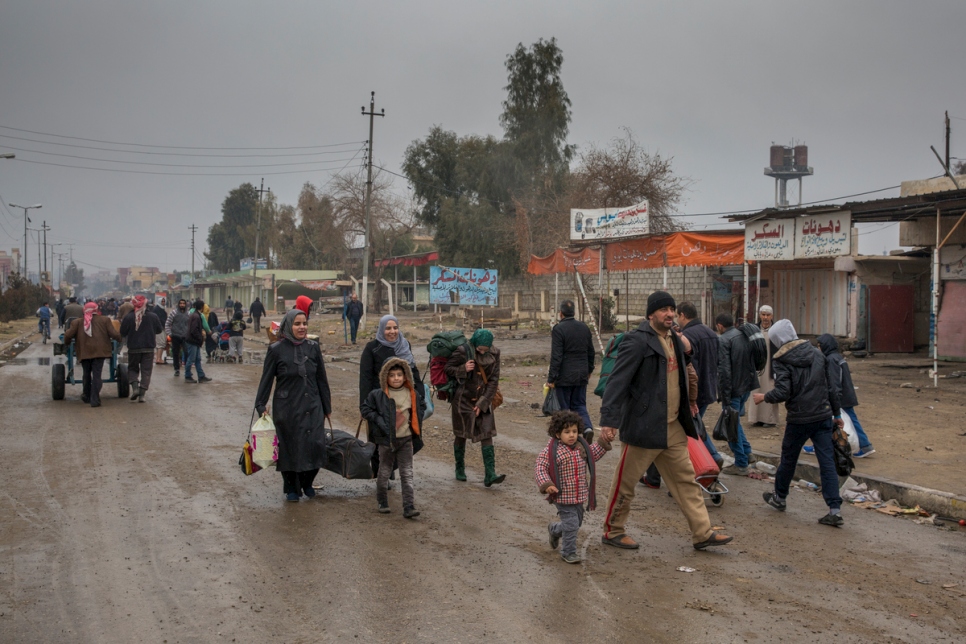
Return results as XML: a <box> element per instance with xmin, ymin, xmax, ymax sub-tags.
<box><xmin>754</xmin><ymin>320</ymin><xmax>845</xmax><ymax>527</ymax></box>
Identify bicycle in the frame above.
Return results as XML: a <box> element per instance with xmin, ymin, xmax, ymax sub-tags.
<box><xmin>38</xmin><ymin>318</ymin><xmax>51</xmax><ymax>344</ymax></box>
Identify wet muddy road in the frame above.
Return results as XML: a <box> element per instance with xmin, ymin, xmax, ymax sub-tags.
<box><xmin>1</xmin><ymin>341</ymin><xmax>964</xmax><ymax>643</ymax></box>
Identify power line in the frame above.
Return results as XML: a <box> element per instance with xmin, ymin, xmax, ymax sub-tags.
<box><xmin>14</xmin><ymin>158</ymin><xmax>369</xmax><ymax>177</ymax></box>
<box><xmin>0</xmin><ymin>124</ymin><xmax>365</xmax><ymax>151</ymax></box>
<box><xmin>4</xmin><ymin>146</ymin><xmax>363</xmax><ymax>169</ymax></box>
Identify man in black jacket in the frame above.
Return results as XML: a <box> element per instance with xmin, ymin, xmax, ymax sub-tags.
<box><xmin>598</xmin><ymin>291</ymin><xmax>733</xmax><ymax>551</ymax></box>
<box><xmin>250</xmin><ymin>297</ymin><xmax>266</xmax><ymax>333</ymax></box>
<box><xmin>818</xmin><ymin>334</ymin><xmax>873</xmax><ymax>457</ymax></box>
<box><xmin>546</xmin><ymin>300</ymin><xmax>596</xmax><ymax>438</ymax></box>
<box><xmin>165</xmin><ymin>299</ymin><xmax>190</xmax><ymax>377</ymax></box>
<box><xmin>716</xmin><ymin>313</ymin><xmax>759</xmax><ymax>475</ymax></box>
<box><xmin>120</xmin><ymin>295</ymin><xmax>163</xmax><ymax>402</ymax></box>
<box><xmin>343</xmin><ymin>293</ymin><xmax>364</xmax><ymax>345</ymax></box>
<box><xmin>756</xmin><ymin>320</ymin><xmax>845</xmax><ymax>527</ymax></box>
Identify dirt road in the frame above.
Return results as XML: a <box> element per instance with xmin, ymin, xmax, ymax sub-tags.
<box><xmin>2</xmin><ymin>337</ymin><xmax>965</xmax><ymax>643</ymax></box>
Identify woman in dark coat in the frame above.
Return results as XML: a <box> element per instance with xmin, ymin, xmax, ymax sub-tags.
<box><xmin>359</xmin><ymin>315</ymin><xmax>424</xmax><ymax>408</ymax></box>
<box><xmin>444</xmin><ymin>329</ymin><xmax>505</xmax><ymax>487</ymax></box>
<box><xmin>204</xmin><ymin>306</ymin><xmax>220</xmax><ymax>361</ymax></box>
<box><xmin>255</xmin><ymin>309</ymin><xmax>332</xmax><ymax>502</ymax></box>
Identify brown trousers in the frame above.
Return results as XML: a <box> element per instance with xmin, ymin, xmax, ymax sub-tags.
<box><xmin>602</xmin><ymin>419</ymin><xmax>713</xmax><ymax>544</ymax></box>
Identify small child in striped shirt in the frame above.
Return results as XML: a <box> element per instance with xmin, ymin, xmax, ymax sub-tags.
<box><xmin>535</xmin><ymin>411</ymin><xmax>611</xmax><ymax>564</ymax></box>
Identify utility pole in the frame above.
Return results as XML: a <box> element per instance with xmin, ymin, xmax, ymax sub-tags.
<box><xmin>9</xmin><ymin>203</ymin><xmax>41</xmax><ymax>281</ymax></box>
<box><xmin>251</xmin><ymin>179</ymin><xmax>268</xmax><ymax>306</ymax></box>
<box><xmin>189</xmin><ymin>224</ymin><xmax>198</xmax><ymax>292</ymax></box>
<box><xmin>360</xmin><ymin>91</ymin><xmax>385</xmax><ymax>330</ymax></box>
<box><xmin>945</xmin><ymin>111</ymin><xmax>951</xmax><ymax>171</ymax></box>
<box><xmin>42</xmin><ymin>221</ymin><xmax>49</xmax><ymax>277</ymax></box>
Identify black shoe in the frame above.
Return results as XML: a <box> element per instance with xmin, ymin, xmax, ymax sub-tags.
<box><xmin>378</xmin><ymin>502</ymin><xmax>390</xmax><ymax>514</ymax></box>
<box><xmin>693</xmin><ymin>531</ymin><xmax>734</xmax><ymax>550</ymax></box>
<box><xmin>819</xmin><ymin>512</ymin><xmax>844</xmax><ymax>527</ymax></box>
<box><xmin>81</xmin><ymin>395</ymin><xmax>90</xmax><ymax>404</ymax></box>
<box><xmin>548</xmin><ymin>523</ymin><xmax>560</xmax><ymax>550</ymax></box>
<box><xmin>403</xmin><ymin>506</ymin><xmax>420</xmax><ymax>519</ymax></box>
<box><xmin>198</xmin><ymin>376</ymin><xmax>212</xmax><ymax>383</ymax></box>
<box><xmin>130</xmin><ymin>389</ymin><xmax>140</xmax><ymax>401</ymax></box>
<box><xmin>90</xmin><ymin>401</ymin><xmax>101</xmax><ymax>408</ymax></box>
<box><xmin>560</xmin><ymin>553</ymin><xmax>581</xmax><ymax>564</ymax></box>
<box><xmin>184</xmin><ymin>376</ymin><xmax>197</xmax><ymax>383</ymax></box>
<box><xmin>763</xmin><ymin>492</ymin><xmax>786</xmax><ymax>511</ymax></box>
<box><xmin>174</xmin><ymin>371</ymin><xmax>180</xmax><ymax>377</ymax></box>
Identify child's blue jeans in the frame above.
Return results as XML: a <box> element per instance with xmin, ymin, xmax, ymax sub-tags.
<box><xmin>550</xmin><ymin>503</ymin><xmax>585</xmax><ymax>557</ymax></box>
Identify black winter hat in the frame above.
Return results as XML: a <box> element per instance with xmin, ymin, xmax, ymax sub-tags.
<box><xmin>646</xmin><ymin>291</ymin><xmax>676</xmax><ymax>317</ymax></box>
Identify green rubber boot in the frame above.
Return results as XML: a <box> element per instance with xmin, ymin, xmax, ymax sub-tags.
<box><xmin>454</xmin><ymin>444</ymin><xmax>467</xmax><ymax>482</ymax></box>
<box><xmin>482</xmin><ymin>445</ymin><xmax>506</xmax><ymax>487</ymax></box>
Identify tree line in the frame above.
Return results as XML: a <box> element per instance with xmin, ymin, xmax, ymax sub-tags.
<box><xmin>205</xmin><ymin>38</ymin><xmax>687</xmax><ymax>278</ymax></box>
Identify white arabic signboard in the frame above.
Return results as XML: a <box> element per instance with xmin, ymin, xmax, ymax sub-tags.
<box><xmin>570</xmin><ymin>200</ymin><xmax>649</xmax><ymax>241</ymax></box>
<box><xmin>745</xmin><ymin>219</ymin><xmax>795</xmax><ymax>261</ymax></box>
<box><xmin>795</xmin><ymin>212</ymin><xmax>851</xmax><ymax>258</ymax></box>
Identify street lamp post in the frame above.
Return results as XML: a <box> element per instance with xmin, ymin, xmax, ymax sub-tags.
<box><xmin>8</xmin><ymin>203</ymin><xmax>42</xmax><ymax>281</ymax></box>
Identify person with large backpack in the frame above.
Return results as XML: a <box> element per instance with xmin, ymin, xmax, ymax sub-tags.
<box><xmin>715</xmin><ymin>312</ymin><xmax>760</xmax><ymax>476</ymax></box>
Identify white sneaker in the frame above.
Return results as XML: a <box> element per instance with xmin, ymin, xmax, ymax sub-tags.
<box><xmin>853</xmin><ymin>448</ymin><xmax>876</xmax><ymax>458</ymax></box>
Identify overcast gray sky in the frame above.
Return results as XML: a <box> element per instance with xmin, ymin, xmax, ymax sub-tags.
<box><xmin>1</xmin><ymin>1</ymin><xmax>964</xmax><ymax>276</ymax></box>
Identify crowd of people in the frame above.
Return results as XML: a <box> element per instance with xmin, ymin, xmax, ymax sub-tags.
<box><xmin>47</xmin><ymin>287</ymin><xmax>871</xmax><ymax>564</ymax></box>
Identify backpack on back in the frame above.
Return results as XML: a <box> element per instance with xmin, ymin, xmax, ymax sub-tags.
<box><xmin>426</xmin><ymin>330</ymin><xmax>475</xmax><ymax>401</ymax></box>
<box><xmin>740</xmin><ymin>323</ymin><xmax>768</xmax><ymax>373</ymax></box>
<box><xmin>593</xmin><ymin>332</ymin><xmax>625</xmax><ymax>398</ymax></box>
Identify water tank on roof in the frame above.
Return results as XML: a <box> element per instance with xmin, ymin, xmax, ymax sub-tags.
<box><xmin>794</xmin><ymin>145</ymin><xmax>808</xmax><ymax>169</ymax></box>
<box><xmin>770</xmin><ymin>145</ymin><xmax>784</xmax><ymax>169</ymax></box>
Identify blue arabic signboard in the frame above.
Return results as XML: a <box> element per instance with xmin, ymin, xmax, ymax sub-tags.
<box><xmin>429</xmin><ymin>266</ymin><xmax>499</xmax><ymax>306</ymax></box>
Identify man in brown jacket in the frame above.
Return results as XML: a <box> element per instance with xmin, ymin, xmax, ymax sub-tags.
<box><xmin>64</xmin><ymin>302</ymin><xmax>122</xmax><ymax>407</ymax></box>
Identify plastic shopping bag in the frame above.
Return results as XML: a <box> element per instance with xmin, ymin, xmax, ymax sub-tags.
<box><xmin>840</xmin><ymin>413</ymin><xmax>860</xmax><ymax>453</ymax></box>
<box><xmin>423</xmin><ymin>383</ymin><xmax>434</xmax><ymax>420</ymax></box>
<box><xmin>542</xmin><ymin>387</ymin><xmax>562</xmax><ymax>416</ymax></box>
<box><xmin>250</xmin><ymin>414</ymin><xmax>279</xmax><ymax>470</ymax></box>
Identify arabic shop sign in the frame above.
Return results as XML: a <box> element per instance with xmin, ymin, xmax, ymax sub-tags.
<box><xmin>796</xmin><ymin>213</ymin><xmax>851</xmax><ymax>258</ymax></box>
<box><xmin>429</xmin><ymin>266</ymin><xmax>499</xmax><ymax>306</ymax></box>
<box><xmin>571</xmin><ymin>200</ymin><xmax>649</xmax><ymax>241</ymax></box>
<box><xmin>745</xmin><ymin>213</ymin><xmax>852</xmax><ymax>260</ymax></box>
<box><xmin>745</xmin><ymin>219</ymin><xmax>794</xmax><ymax>261</ymax></box>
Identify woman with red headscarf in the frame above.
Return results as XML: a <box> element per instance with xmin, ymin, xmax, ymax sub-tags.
<box><xmin>295</xmin><ymin>295</ymin><xmax>314</xmax><ymax>320</ymax></box>
<box><xmin>120</xmin><ymin>295</ymin><xmax>163</xmax><ymax>402</ymax></box>
<box><xmin>64</xmin><ymin>302</ymin><xmax>122</xmax><ymax>407</ymax></box>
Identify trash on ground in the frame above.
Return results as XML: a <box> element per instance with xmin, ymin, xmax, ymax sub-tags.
<box><xmin>840</xmin><ymin>478</ymin><xmax>882</xmax><ymax>503</ymax></box>
<box><xmin>916</xmin><ymin>579</ymin><xmax>931</xmax><ymax>584</ymax></box>
<box><xmin>796</xmin><ymin>480</ymin><xmax>819</xmax><ymax>491</ymax></box>
<box><xmin>676</xmin><ymin>566</ymin><xmax>696</xmax><ymax>573</ymax></box>
<box><xmin>899</xmin><ymin>383</ymin><xmax>914</xmax><ymax>388</ymax></box>
<box><xmin>925</xmin><ymin>446</ymin><xmax>934</xmax><ymax>451</ymax></box>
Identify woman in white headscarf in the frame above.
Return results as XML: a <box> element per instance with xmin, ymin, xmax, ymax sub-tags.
<box><xmin>359</xmin><ymin>315</ymin><xmax>422</xmax><ymax>408</ymax></box>
<box><xmin>748</xmin><ymin>305</ymin><xmax>780</xmax><ymax>427</ymax></box>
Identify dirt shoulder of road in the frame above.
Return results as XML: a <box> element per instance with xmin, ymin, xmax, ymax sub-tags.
<box><xmin>306</xmin><ymin>311</ymin><xmax>966</xmax><ymax>498</ymax></box>
<box><xmin>0</xmin><ymin>317</ymin><xmax>42</xmax><ymax>346</ymax></box>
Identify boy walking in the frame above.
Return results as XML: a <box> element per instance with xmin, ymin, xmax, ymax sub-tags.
<box><xmin>361</xmin><ymin>357</ymin><xmax>426</xmax><ymax>518</ymax></box>
<box><xmin>817</xmin><ymin>334</ymin><xmax>873</xmax><ymax>457</ymax></box>
<box><xmin>535</xmin><ymin>411</ymin><xmax>611</xmax><ymax>563</ymax></box>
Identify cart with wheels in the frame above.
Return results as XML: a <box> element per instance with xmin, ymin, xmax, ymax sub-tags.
<box><xmin>688</xmin><ymin>436</ymin><xmax>729</xmax><ymax>507</ymax></box>
<box><xmin>51</xmin><ymin>334</ymin><xmax>129</xmax><ymax>401</ymax></box>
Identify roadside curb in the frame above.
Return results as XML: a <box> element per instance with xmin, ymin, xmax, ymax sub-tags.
<box><xmin>0</xmin><ymin>330</ymin><xmax>35</xmax><ymax>354</ymax></box>
<box><xmin>754</xmin><ymin>451</ymin><xmax>966</xmax><ymax>520</ymax></box>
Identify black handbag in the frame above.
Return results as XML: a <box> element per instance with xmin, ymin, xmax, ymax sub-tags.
<box><xmin>832</xmin><ymin>426</ymin><xmax>855</xmax><ymax>476</ymax></box>
<box><xmin>323</xmin><ymin>419</ymin><xmax>377</xmax><ymax>480</ymax></box>
<box><xmin>542</xmin><ymin>388</ymin><xmax>562</xmax><ymax>416</ymax></box>
<box><xmin>693</xmin><ymin>414</ymin><xmax>708</xmax><ymax>441</ymax></box>
<box><xmin>712</xmin><ymin>407</ymin><xmax>739</xmax><ymax>443</ymax></box>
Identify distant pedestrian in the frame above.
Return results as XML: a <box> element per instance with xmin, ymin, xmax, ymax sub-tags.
<box><xmin>255</xmin><ymin>309</ymin><xmax>332</xmax><ymax>502</ymax></box>
<box><xmin>295</xmin><ymin>295</ymin><xmax>313</xmax><ymax>321</ymax></box>
<box><xmin>63</xmin><ymin>296</ymin><xmax>84</xmax><ymax>325</ymax></box>
<box><xmin>535</xmin><ymin>410</ymin><xmax>612</xmax><ymax>564</ymax></box>
<box><xmin>748</xmin><ymin>305</ymin><xmax>780</xmax><ymax>427</ymax></box>
<box><xmin>152</xmin><ymin>299</ymin><xmax>168</xmax><ymax>365</ymax></box>
<box><xmin>184</xmin><ymin>299</ymin><xmax>212</xmax><ymax>383</ymax></box>
<box><xmin>225</xmin><ymin>295</ymin><xmax>234</xmax><ymax>319</ymax></box>
<box><xmin>120</xmin><ymin>295</ymin><xmax>163</xmax><ymax>402</ymax></box>
<box><xmin>361</xmin><ymin>358</ymin><xmax>425</xmax><ymax>517</ymax></box>
<box><xmin>117</xmin><ymin>296</ymin><xmax>134</xmax><ymax>321</ymax></box>
<box><xmin>227</xmin><ymin>310</ymin><xmax>247</xmax><ymax>363</ymax></box>
<box><xmin>249</xmin><ymin>297</ymin><xmax>265</xmax><ymax>333</ymax></box>
<box><xmin>234</xmin><ymin>300</ymin><xmax>243</xmax><ymax>317</ymax></box>
<box><xmin>716</xmin><ymin>313</ymin><xmax>760</xmax><ymax>476</ymax></box>
<box><xmin>599</xmin><ymin>291</ymin><xmax>733</xmax><ymax>552</ymax></box>
<box><xmin>546</xmin><ymin>300</ymin><xmax>596</xmax><ymax>440</ymax></box>
<box><xmin>64</xmin><ymin>302</ymin><xmax>122</xmax><ymax>407</ymax></box>
<box><xmin>343</xmin><ymin>292</ymin><xmax>364</xmax><ymax>344</ymax></box>
<box><xmin>55</xmin><ymin>299</ymin><xmax>65</xmax><ymax>329</ymax></box>
<box><xmin>165</xmin><ymin>299</ymin><xmax>190</xmax><ymax>377</ymax></box>
<box><xmin>204</xmin><ymin>305</ymin><xmax>219</xmax><ymax>362</ymax></box>
<box><xmin>757</xmin><ymin>321</ymin><xmax>845</xmax><ymax>527</ymax></box>
<box><xmin>818</xmin><ymin>334</ymin><xmax>874</xmax><ymax>457</ymax></box>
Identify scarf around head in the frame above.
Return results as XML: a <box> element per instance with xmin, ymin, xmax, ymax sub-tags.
<box><xmin>376</xmin><ymin>314</ymin><xmax>415</xmax><ymax>368</ymax></box>
<box><xmin>83</xmin><ymin>302</ymin><xmax>99</xmax><ymax>337</ymax></box>
<box><xmin>280</xmin><ymin>309</ymin><xmax>309</xmax><ymax>379</ymax></box>
<box><xmin>470</xmin><ymin>328</ymin><xmax>493</xmax><ymax>348</ymax></box>
<box><xmin>133</xmin><ymin>295</ymin><xmax>147</xmax><ymax>330</ymax></box>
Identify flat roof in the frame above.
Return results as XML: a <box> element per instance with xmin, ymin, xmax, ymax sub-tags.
<box><xmin>729</xmin><ymin>188</ymin><xmax>966</xmax><ymax>224</ymax></box>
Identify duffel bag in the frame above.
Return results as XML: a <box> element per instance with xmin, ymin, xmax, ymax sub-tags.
<box><xmin>324</xmin><ymin>419</ymin><xmax>377</xmax><ymax>480</ymax></box>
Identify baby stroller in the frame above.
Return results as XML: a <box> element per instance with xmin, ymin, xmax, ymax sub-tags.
<box><xmin>212</xmin><ymin>323</ymin><xmax>231</xmax><ymax>363</ymax></box>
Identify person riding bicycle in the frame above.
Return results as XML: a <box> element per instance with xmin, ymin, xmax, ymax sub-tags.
<box><xmin>36</xmin><ymin>302</ymin><xmax>52</xmax><ymax>338</ymax></box>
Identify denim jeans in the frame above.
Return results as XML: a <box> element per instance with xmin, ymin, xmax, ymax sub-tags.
<box><xmin>348</xmin><ymin>317</ymin><xmax>360</xmax><ymax>343</ymax></box>
<box><xmin>184</xmin><ymin>343</ymin><xmax>206</xmax><ymax>379</ymax></box>
<box><xmin>550</xmin><ymin>503</ymin><xmax>585</xmax><ymax>557</ymax></box>
<box><xmin>555</xmin><ymin>385</ymin><xmax>593</xmax><ymax>430</ymax></box>
<box><xmin>697</xmin><ymin>404</ymin><xmax>720</xmax><ymax>460</ymax></box>
<box><xmin>774</xmin><ymin>418</ymin><xmax>842</xmax><ymax>510</ymax></box>
<box><xmin>728</xmin><ymin>394</ymin><xmax>753</xmax><ymax>467</ymax></box>
<box><xmin>843</xmin><ymin>407</ymin><xmax>871</xmax><ymax>449</ymax></box>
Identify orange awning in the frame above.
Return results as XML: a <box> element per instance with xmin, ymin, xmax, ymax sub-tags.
<box><xmin>663</xmin><ymin>232</ymin><xmax>744</xmax><ymax>267</ymax></box>
<box><xmin>605</xmin><ymin>236</ymin><xmax>667</xmax><ymax>271</ymax></box>
<box><xmin>527</xmin><ymin>247</ymin><xmax>600</xmax><ymax>275</ymax></box>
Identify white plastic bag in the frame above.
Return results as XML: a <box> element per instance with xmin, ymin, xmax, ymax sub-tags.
<box><xmin>840</xmin><ymin>412</ymin><xmax>860</xmax><ymax>453</ymax></box>
<box><xmin>250</xmin><ymin>415</ymin><xmax>279</xmax><ymax>469</ymax></box>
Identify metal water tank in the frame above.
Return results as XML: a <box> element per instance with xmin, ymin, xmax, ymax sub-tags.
<box><xmin>770</xmin><ymin>145</ymin><xmax>784</xmax><ymax>169</ymax></box>
<box><xmin>794</xmin><ymin>145</ymin><xmax>808</xmax><ymax>169</ymax></box>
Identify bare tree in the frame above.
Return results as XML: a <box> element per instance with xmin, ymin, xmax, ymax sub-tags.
<box><xmin>567</xmin><ymin>129</ymin><xmax>691</xmax><ymax>234</ymax></box>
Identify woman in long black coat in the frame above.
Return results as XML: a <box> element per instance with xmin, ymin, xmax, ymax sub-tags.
<box><xmin>359</xmin><ymin>314</ymin><xmax>424</xmax><ymax>408</ymax></box>
<box><xmin>255</xmin><ymin>309</ymin><xmax>332</xmax><ymax>502</ymax></box>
